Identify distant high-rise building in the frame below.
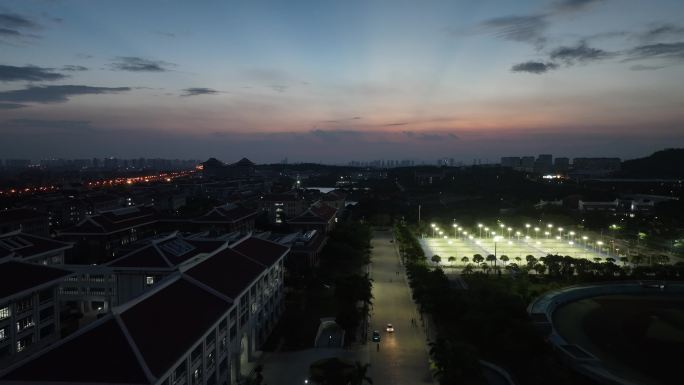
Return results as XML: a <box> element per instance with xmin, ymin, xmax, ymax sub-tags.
<box><xmin>534</xmin><ymin>154</ymin><xmax>553</xmax><ymax>174</ymax></box>
<box><xmin>572</xmin><ymin>157</ymin><xmax>621</xmax><ymax>176</ymax></box>
<box><xmin>501</xmin><ymin>157</ymin><xmax>521</xmax><ymax>168</ymax></box>
<box><xmin>4</xmin><ymin>159</ymin><xmax>31</xmax><ymax>169</ymax></box>
<box><xmin>554</xmin><ymin>157</ymin><xmax>570</xmax><ymax>173</ymax></box>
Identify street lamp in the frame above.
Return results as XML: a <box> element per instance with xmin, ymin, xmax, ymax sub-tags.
<box><xmin>478</xmin><ymin>223</ymin><xmax>483</xmax><ymax>238</ymax></box>
<box><xmin>544</xmin><ymin>231</ymin><xmax>550</xmax><ymax>239</ymax></box>
<box><xmin>525</xmin><ymin>223</ymin><xmax>531</xmax><ymax>236</ymax></box>
<box><xmin>534</xmin><ymin>227</ymin><xmax>540</xmax><ymax>239</ymax></box>
<box><xmin>507</xmin><ymin>227</ymin><xmax>512</xmax><ymax>239</ymax></box>
<box><xmin>493</xmin><ymin>235</ymin><xmax>502</xmax><ymax>259</ymax></box>
<box><xmin>484</xmin><ymin>227</ymin><xmax>489</xmax><ymax>238</ymax></box>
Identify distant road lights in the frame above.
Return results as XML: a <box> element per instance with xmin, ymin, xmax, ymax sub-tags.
<box><xmin>443</xmin><ymin>235</ymin><xmax>448</xmax><ymax>239</ymax></box>
<box><xmin>555</xmin><ymin>236</ymin><xmax>561</xmax><ymax>240</ymax></box>
<box><xmin>491</xmin><ymin>231</ymin><xmax>496</xmax><ymax>237</ymax></box>
<box><xmin>569</xmin><ymin>241</ymin><xmax>574</xmax><ymax>246</ymax></box>
<box><xmin>468</xmin><ymin>235</ymin><xmax>474</xmax><ymax>240</ymax></box>
<box><xmin>475</xmin><ymin>240</ymin><xmax>481</xmax><ymax>245</ymax></box>
<box><xmin>547</xmin><ymin>224</ymin><xmax>553</xmax><ymax>229</ymax></box>
<box><xmin>525</xmin><ymin>235</ymin><xmax>530</xmax><ymax>240</ymax></box>
<box><xmin>515</xmin><ymin>231</ymin><xmax>521</xmax><ymax>240</ymax></box>
<box><xmin>544</xmin><ymin>231</ymin><xmax>550</xmax><ymax>238</ymax></box>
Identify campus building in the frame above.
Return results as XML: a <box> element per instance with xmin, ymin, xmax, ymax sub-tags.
<box><xmin>0</xmin><ymin>237</ymin><xmax>289</xmax><ymax>385</ymax></box>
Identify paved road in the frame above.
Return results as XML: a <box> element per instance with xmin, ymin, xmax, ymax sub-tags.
<box><xmin>363</xmin><ymin>230</ymin><xmax>433</xmax><ymax>385</ymax></box>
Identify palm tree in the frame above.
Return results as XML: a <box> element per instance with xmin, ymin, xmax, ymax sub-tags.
<box><xmin>461</xmin><ymin>256</ymin><xmax>469</xmax><ymax>265</ymax></box>
<box><xmin>448</xmin><ymin>256</ymin><xmax>456</xmax><ymax>264</ymax></box>
<box><xmin>514</xmin><ymin>256</ymin><xmax>522</xmax><ymax>264</ymax></box>
<box><xmin>431</xmin><ymin>255</ymin><xmax>441</xmax><ymax>263</ymax></box>
<box><xmin>463</xmin><ymin>263</ymin><xmax>474</xmax><ymax>275</ymax></box>
<box><xmin>486</xmin><ymin>254</ymin><xmax>497</xmax><ymax>266</ymax></box>
<box><xmin>349</xmin><ymin>361</ymin><xmax>373</xmax><ymax>385</ymax></box>
<box><xmin>500</xmin><ymin>255</ymin><xmax>509</xmax><ymax>266</ymax></box>
<box><xmin>480</xmin><ymin>262</ymin><xmax>490</xmax><ymax>274</ymax></box>
<box><xmin>533</xmin><ymin>263</ymin><xmax>546</xmax><ymax>275</ymax></box>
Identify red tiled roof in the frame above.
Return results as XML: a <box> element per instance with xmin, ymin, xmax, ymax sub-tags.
<box><xmin>195</xmin><ymin>205</ymin><xmax>257</xmax><ymax>223</ymax></box>
<box><xmin>60</xmin><ymin>206</ymin><xmax>158</xmax><ymax>235</ymax></box>
<box><xmin>232</xmin><ymin>237</ymin><xmax>288</xmax><ymax>267</ymax></box>
<box><xmin>0</xmin><ymin>208</ymin><xmax>47</xmax><ymax>223</ymax></box>
<box><xmin>1</xmin><ymin>317</ymin><xmax>150</xmax><ymax>384</ymax></box>
<box><xmin>121</xmin><ymin>278</ymin><xmax>232</xmax><ymax>378</ymax></box>
<box><xmin>185</xmin><ymin>248</ymin><xmax>265</xmax><ymax>299</ymax></box>
<box><xmin>108</xmin><ymin>238</ymin><xmax>225</xmax><ymax>269</ymax></box>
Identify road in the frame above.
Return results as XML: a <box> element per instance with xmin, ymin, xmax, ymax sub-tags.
<box><xmin>363</xmin><ymin>229</ymin><xmax>433</xmax><ymax>385</ymax></box>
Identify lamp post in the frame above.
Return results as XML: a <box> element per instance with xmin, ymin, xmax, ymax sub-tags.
<box><xmin>525</xmin><ymin>223</ymin><xmax>531</xmax><ymax>236</ymax></box>
<box><xmin>484</xmin><ymin>227</ymin><xmax>489</xmax><ymax>239</ymax></box>
<box><xmin>534</xmin><ymin>227</ymin><xmax>540</xmax><ymax>239</ymax></box>
<box><xmin>478</xmin><ymin>223</ymin><xmax>483</xmax><ymax>238</ymax></box>
<box><xmin>507</xmin><ymin>227</ymin><xmax>512</xmax><ymax>239</ymax></box>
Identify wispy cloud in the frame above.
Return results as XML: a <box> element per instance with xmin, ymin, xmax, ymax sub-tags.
<box><xmin>0</xmin><ymin>13</ymin><xmax>41</xmax><ymax>41</ymax></box>
<box><xmin>552</xmin><ymin>0</ymin><xmax>606</xmax><ymax>13</ymax></box>
<box><xmin>0</xmin><ymin>85</ymin><xmax>130</xmax><ymax>103</ymax></box>
<box><xmin>510</xmin><ymin>61</ymin><xmax>559</xmax><ymax>74</ymax></box>
<box><xmin>0</xmin><ymin>102</ymin><xmax>26</xmax><ymax>109</ymax></box>
<box><xmin>0</xmin><ymin>64</ymin><xmax>66</xmax><ymax>81</ymax></box>
<box><xmin>322</xmin><ymin>117</ymin><xmax>362</xmax><ymax>124</ymax></box>
<box><xmin>638</xmin><ymin>24</ymin><xmax>684</xmax><ymax>42</ymax></box>
<box><xmin>402</xmin><ymin>131</ymin><xmax>459</xmax><ymax>141</ymax></box>
<box><xmin>549</xmin><ymin>42</ymin><xmax>614</xmax><ymax>64</ymax></box>
<box><xmin>625</xmin><ymin>42</ymin><xmax>684</xmax><ymax>61</ymax></box>
<box><xmin>480</xmin><ymin>14</ymin><xmax>548</xmax><ymax>47</ymax></box>
<box><xmin>6</xmin><ymin>118</ymin><xmax>94</xmax><ymax>132</ymax></box>
<box><xmin>110</xmin><ymin>56</ymin><xmax>175</xmax><ymax>72</ymax></box>
<box><xmin>181</xmin><ymin>87</ymin><xmax>220</xmax><ymax>97</ymax></box>
<box><xmin>629</xmin><ymin>64</ymin><xmax>667</xmax><ymax>71</ymax></box>
<box><xmin>270</xmin><ymin>85</ymin><xmax>288</xmax><ymax>93</ymax></box>
<box><xmin>61</xmin><ymin>65</ymin><xmax>88</xmax><ymax>71</ymax></box>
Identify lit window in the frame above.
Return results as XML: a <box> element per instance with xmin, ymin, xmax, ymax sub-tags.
<box><xmin>0</xmin><ymin>306</ymin><xmax>10</xmax><ymax>320</ymax></box>
<box><xmin>0</xmin><ymin>326</ymin><xmax>7</xmax><ymax>341</ymax></box>
<box><xmin>146</xmin><ymin>276</ymin><xmax>155</xmax><ymax>285</ymax></box>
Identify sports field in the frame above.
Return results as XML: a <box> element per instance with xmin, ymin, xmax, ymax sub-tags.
<box><xmin>554</xmin><ymin>295</ymin><xmax>684</xmax><ymax>385</ymax></box>
<box><xmin>421</xmin><ymin>236</ymin><xmax>609</xmax><ymax>265</ymax></box>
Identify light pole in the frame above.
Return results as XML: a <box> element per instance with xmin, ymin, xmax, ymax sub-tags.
<box><xmin>534</xmin><ymin>227</ymin><xmax>540</xmax><ymax>239</ymax></box>
<box><xmin>431</xmin><ymin>223</ymin><xmax>436</xmax><ymax>237</ymax></box>
<box><xmin>478</xmin><ymin>223</ymin><xmax>483</xmax><ymax>238</ymax></box>
<box><xmin>507</xmin><ymin>227</ymin><xmax>512</xmax><ymax>239</ymax></box>
<box><xmin>484</xmin><ymin>227</ymin><xmax>489</xmax><ymax>239</ymax></box>
<box><xmin>525</xmin><ymin>224</ymin><xmax>531</xmax><ymax>236</ymax></box>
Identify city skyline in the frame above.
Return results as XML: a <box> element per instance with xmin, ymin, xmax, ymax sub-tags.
<box><xmin>2</xmin><ymin>0</ymin><xmax>684</xmax><ymax>162</ymax></box>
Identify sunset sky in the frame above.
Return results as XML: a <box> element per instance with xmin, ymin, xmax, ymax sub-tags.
<box><xmin>1</xmin><ymin>0</ymin><xmax>684</xmax><ymax>163</ymax></box>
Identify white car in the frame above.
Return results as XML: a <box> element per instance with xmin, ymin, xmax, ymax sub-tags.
<box><xmin>386</xmin><ymin>323</ymin><xmax>394</xmax><ymax>333</ymax></box>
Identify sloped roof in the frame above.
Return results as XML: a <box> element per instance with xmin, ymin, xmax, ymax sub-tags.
<box><xmin>120</xmin><ymin>278</ymin><xmax>231</xmax><ymax>378</ymax></box>
<box><xmin>232</xmin><ymin>237</ymin><xmax>288</xmax><ymax>267</ymax></box>
<box><xmin>233</xmin><ymin>157</ymin><xmax>255</xmax><ymax>167</ymax></box>
<box><xmin>185</xmin><ymin>248</ymin><xmax>265</xmax><ymax>299</ymax></box>
<box><xmin>0</xmin><ymin>260</ymin><xmax>71</xmax><ymax>299</ymax></box>
<box><xmin>288</xmin><ymin>203</ymin><xmax>337</xmax><ymax>224</ymax></box>
<box><xmin>1</xmin><ymin>317</ymin><xmax>149</xmax><ymax>384</ymax></box>
<box><xmin>195</xmin><ymin>205</ymin><xmax>257</xmax><ymax>224</ymax></box>
<box><xmin>0</xmin><ymin>208</ymin><xmax>47</xmax><ymax>224</ymax></box>
<box><xmin>61</xmin><ymin>206</ymin><xmax>158</xmax><ymax>235</ymax></box>
<box><xmin>108</xmin><ymin>236</ymin><xmax>225</xmax><ymax>269</ymax></box>
<box><xmin>0</xmin><ymin>232</ymin><xmax>71</xmax><ymax>260</ymax></box>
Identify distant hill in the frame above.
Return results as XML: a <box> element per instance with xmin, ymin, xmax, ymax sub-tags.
<box><xmin>620</xmin><ymin>148</ymin><xmax>684</xmax><ymax>178</ymax></box>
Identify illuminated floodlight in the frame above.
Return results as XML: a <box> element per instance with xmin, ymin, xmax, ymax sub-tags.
<box><xmin>507</xmin><ymin>227</ymin><xmax>512</xmax><ymax>231</ymax></box>
<box><xmin>463</xmin><ymin>231</ymin><xmax>468</xmax><ymax>235</ymax></box>
<box><xmin>443</xmin><ymin>236</ymin><xmax>448</xmax><ymax>239</ymax></box>
<box><xmin>478</xmin><ymin>224</ymin><xmax>483</xmax><ymax>228</ymax></box>
<box><xmin>547</xmin><ymin>224</ymin><xmax>553</xmax><ymax>228</ymax></box>
<box><xmin>468</xmin><ymin>235</ymin><xmax>473</xmax><ymax>240</ymax></box>
<box><xmin>448</xmin><ymin>240</ymin><xmax>453</xmax><ymax>244</ymax></box>
<box><xmin>452</xmin><ymin>224</ymin><xmax>457</xmax><ymax>228</ymax></box>
<box><xmin>597</xmin><ymin>241</ymin><xmax>604</xmax><ymax>245</ymax></box>
<box><xmin>534</xmin><ymin>227</ymin><xmax>540</xmax><ymax>232</ymax></box>
<box><xmin>536</xmin><ymin>241</ymin><xmax>541</xmax><ymax>245</ymax></box>
<box><xmin>475</xmin><ymin>240</ymin><xmax>481</xmax><ymax>245</ymax></box>
<box><xmin>494</xmin><ymin>236</ymin><xmax>502</xmax><ymax>242</ymax></box>
<box><xmin>484</xmin><ymin>227</ymin><xmax>489</xmax><ymax>231</ymax></box>
<box><xmin>569</xmin><ymin>231</ymin><xmax>575</xmax><ymax>236</ymax></box>
<box><xmin>525</xmin><ymin>236</ymin><xmax>530</xmax><ymax>240</ymax></box>
<box><xmin>525</xmin><ymin>224</ymin><xmax>531</xmax><ymax>228</ymax></box>
<box><xmin>569</xmin><ymin>241</ymin><xmax>574</xmax><ymax>245</ymax></box>
<box><xmin>491</xmin><ymin>231</ymin><xmax>496</xmax><ymax>236</ymax></box>
<box><xmin>507</xmin><ymin>241</ymin><xmax>512</xmax><ymax>245</ymax></box>
<box><xmin>431</xmin><ymin>223</ymin><xmax>436</xmax><ymax>228</ymax></box>
<box><xmin>555</xmin><ymin>236</ymin><xmax>561</xmax><ymax>240</ymax></box>
<box><xmin>516</xmin><ymin>231</ymin><xmax>521</xmax><ymax>236</ymax></box>
<box><xmin>582</xmin><ymin>236</ymin><xmax>588</xmax><ymax>240</ymax></box>
<box><xmin>499</xmin><ymin>224</ymin><xmax>505</xmax><ymax>229</ymax></box>
<box><xmin>558</xmin><ymin>227</ymin><xmax>564</xmax><ymax>232</ymax></box>
<box><xmin>544</xmin><ymin>232</ymin><xmax>550</xmax><ymax>236</ymax></box>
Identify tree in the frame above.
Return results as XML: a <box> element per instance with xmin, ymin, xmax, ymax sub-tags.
<box><xmin>429</xmin><ymin>339</ymin><xmax>485</xmax><ymax>385</ymax></box>
<box><xmin>480</xmin><ymin>263</ymin><xmax>490</xmax><ymax>274</ymax></box>
<box><xmin>349</xmin><ymin>361</ymin><xmax>373</xmax><ymax>385</ymax></box>
<box><xmin>514</xmin><ymin>256</ymin><xmax>522</xmax><ymax>264</ymax></box>
<box><xmin>473</xmin><ymin>254</ymin><xmax>484</xmax><ymax>264</ymax></box>
<box><xmin>620</xmin><ymin>257</ymin><xmax>628</xmax><ymax>266</ymax></box>
<box><xmin>461</xmin><ymin>256</ymin><xmax>469</xmax><ymax>265</ymax></box>
<box><xmin>448</xmin><ymin>256</ymin><xmax>456</xmax><ymax>263</ymax></box>
<box><xmin>594</xmin><ymin>257</ymin><xmax>602</xmax><ymax>264</ymax></box>
<box><xmin>486</xmin><ymin>254</ymin><xmax>497</xmax><ymax>266</ymax></box>
<box><xmin>500</xmin><ymin>255</ymin><xmax>509</xmax><ymax>265</ymax></box>
<box><xmin>463</xmin><ymin>263</ymin><xmax>474</xmax><ymax>275</ymax></box>
<box><xmin>432</xmin><ymin>255</ymin><xmax>442</xmax><ymax>264</ymax></box>
<box><xmin>533</xmin><ymin>263</ymin><xmax>546</xmax><ymax>275</ymax></box>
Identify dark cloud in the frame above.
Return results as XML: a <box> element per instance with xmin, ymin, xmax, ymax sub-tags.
<box><xmin>154</xmin><ymin>31</ymin><xmax>176</xmax><ymax>38</ymax></box>
<box><xmin>553</xmin><ymin>0</ymin><xmax>605</xmax><ymax>12</ymax></box>
<box><xmin>549</xmin><ymin>42</ymin><xmax>614</xmax><ymax>64</ymax></box>
<box><xmin>0</xmin><ymin>64</ymin><xmax>66</xmax><ymax>81</ymax></box>
<box><xmin>6</xmin><ymin>118</ymin><xmax>94</xmax><ymax>132</ymax></box>
<box><xmin>385</xmin><ymin>122</ymin><xmax>408</xmax><ymax>126</ymax></box>
<box><xmin>110</xmin><ymin>57</ymin><xmax>175</xmax><ymax>72</ymax></box>
<box><xmin>626</xmin><ymin>42</ymin><xmax>684</xmax><ymax>61</ymax></box>
<box><xmin>0</xmin><ymin>85</ymin><xmax>131</xmax><ymax>103</ymax></box>
<box><xmin>181</xmin><ymin>87</ymin><xmax>220</xmax><ymax>97</ymax></box>
<box><xmin>0</xmin><ymin>102</ymin><xmax>26</xmax><ymax>109</ymax></box>
<box><xmin>310</xmin><ymin>129</ymin><xmax>363</xmax><ymax>141</ymax></box>
<box><xmin>510</xmin><ymin>61</ymin><xmax>559</xmax><ymax>74</ymax></box>
<box><xmin>480</xmin><ymin>14</ymin><xmax>548</xmax><ymax>46</ymax></box>
<box><xmin>402</xmin><ymin>131</ymin><xmax>459</xmax><ymax>141</ymax></box>
<box><xmin>0</xmin><ymin>13</ymin><xmax>39</xmax><ymax>30</ymax></box>
<box><xmin>62</xmin><ymin>65</ymin><xmax>88</xmax><ymax>71</ymax></box>
<box><xmin>323</xmin><ymin>117</ymin><xmax>362</xmax><ymax>123</ymax></box>
<box><xmin>0</xmin><ymin>27</ymin><xmax>21</xmax><ymax>36</ymax></box>
<box><xmin>629</xmin><ymin>64</ymin><xmax>667</xmax><ymax>71</ymax></box>
<box><xmin>639</xmin><ymin>24</ymin><xmax>684</xmax><ymax>42</ymax></box>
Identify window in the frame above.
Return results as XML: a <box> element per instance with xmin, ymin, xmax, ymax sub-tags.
<box><xmin>146</xmin><ymin>276</ymin><xmax>155</xmax><ymax>286</ymax></box>
<box><xmin>191</xmin><ymin>368</ymin><xmax>202</xmax><ymax>385</ymax></box>
<box><xmin>39</xmin><ymin>289</ymin><xmax>54</xmax><ymax>304</ymax></box>
<box><xmin>0</xmin><ymin>326</ymin><xmax>8</xmax><ymax>341</ymax></box>
<box><xmin>90</xmin><ymin>287</ymin><xmax>106</xmax><ymax>295</ymax></box>
<box><xmin>191</xmin><ymin>345</ymin><xmax>202</xmax><ymax>364</ymax></box>
<box><xmin>40</xmin><ymin>324</ymin><xmax>54</xmax><ymax>339</ymax></box>
<box><xmin>39</xmin><ymin>306</ymin><xmax>54</xmax><ymax>322</ymax></box>
<box><xmin>16</xmin><ymin>335</ymin><xmax>33</xmax><ymax>352</ymax></box>
<box><xmin>229</xmin><ymin>308</ymin><xmax>237</xmax><ymax>323</ymax></box>
<box><xmin>16</xmin><ymin>316</ymin><xmax>34</xmax><ymax>333</ymax></box>
<box><xmin>173</xmin><ymin>362</ymin><xmax>186</xmax><ymax>385</ymax></box>
<box><xmin>229</xmin><ymin>325</ymin><xmax>237</xmax><ymax>341</ymax></box>
<box><xmin>206</xmin><ymin>331</ymin><xmax>216</xmax><ymax>345</ymax></box>
<box><xmin>16</xmin><ymin>296</ymin><xmax>32</xmax><ymax>313</ymax></box>
<box><xmin>0</xmin><ymin>306</ymin><xmax>10</xmax><ymax>320</ymax></box>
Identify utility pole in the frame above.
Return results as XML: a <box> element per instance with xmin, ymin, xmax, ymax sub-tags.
<box><xmin>418</xmin><ymin>204</ymin><xmax>421</xmax><ymax>225</ymax></box>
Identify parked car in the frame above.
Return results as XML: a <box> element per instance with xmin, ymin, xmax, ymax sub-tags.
<box><xmin>386</xmin><ymin>323</ymin><xmax>394</xmax><ymax>333</ymax></box>
<box><xmin>372</xmin><ymin>330</ymin><xmax>381</xmax><ymax>342</ymax></box>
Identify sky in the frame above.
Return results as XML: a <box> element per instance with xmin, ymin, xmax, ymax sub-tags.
<box><xmin>1</xmin><ymin>0</ymin><xmax>684</xmax><ymax>163</ymax></box>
